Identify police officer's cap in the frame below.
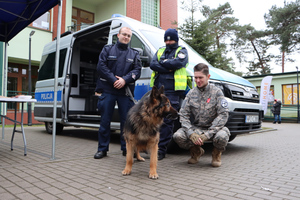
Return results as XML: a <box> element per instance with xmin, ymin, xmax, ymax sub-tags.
<box><xmin>164</xmin><ymin>28</ymin><xmax>178</xmax><ymax>42</ymax></box>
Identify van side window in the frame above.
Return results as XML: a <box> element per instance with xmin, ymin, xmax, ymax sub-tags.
<box><xmin>37</xmin><ymin>49</ymin><xmax>67</xmax><ymax>81</ymax></box>
<box><xmin>112</xmin><ymin>34</ymin><xmax>145</xmax><ymax>51</ymax></box>
<box><xmin>112</xmin><ymin>34</ymin><xmax>118</xmax><ymax>44</ymax></box>
<box><xmin>130</xmin><ymin>34</ymin><xmax>145</xmax><ymax>51</ymax></box>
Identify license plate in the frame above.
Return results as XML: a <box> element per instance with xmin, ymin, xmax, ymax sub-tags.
<box><xmin>245</xmin><ymin>115</ymin><xmax>259</xmax><ymax>123</ymax></box>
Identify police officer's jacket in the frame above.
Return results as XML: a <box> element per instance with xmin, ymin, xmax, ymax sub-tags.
<box><xmin>179</xmin><ymin>83</ymin><xmax>229</xmax><ymax>139</ymax></box>
<box><xmin>150</xmin><ymin>43</ymin><xmax>188</xmax><ymax>94</ymax></box>
<box><xmin>96</xmin><ymin>41</ymin><xmax>141</xmax><ymax>96</ymax></box>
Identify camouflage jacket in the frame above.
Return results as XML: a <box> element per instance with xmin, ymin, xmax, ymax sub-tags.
<box><xmin>179</xmin><ymin>83</ymin><xmax>229</xmax><ymax>139</ymax></box>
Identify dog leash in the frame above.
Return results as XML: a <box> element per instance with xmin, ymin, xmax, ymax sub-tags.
<box><xmin>125</xmin><ymin>86</ymin><xmax>138</xmax><ymax>104</ymax></box>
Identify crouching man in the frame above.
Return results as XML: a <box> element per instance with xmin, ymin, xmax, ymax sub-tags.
<box><xmin>173</xmin><ymin>63</ymin><xmax>230</xmax><ymax>167</ymax></box>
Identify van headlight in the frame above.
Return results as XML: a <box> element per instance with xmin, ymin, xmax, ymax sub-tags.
<box><xmin>209</xmin><ymin>81</ymin><xmax>224</xmax><ymax>92</ymax></box>
<box><xmin>210</xmin><ymin>81</ymin><xmax>259</xmax><ymax>103</ymax></box>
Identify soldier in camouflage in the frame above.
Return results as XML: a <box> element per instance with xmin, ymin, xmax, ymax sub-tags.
<box><xmin>173</xmin><ymin>63</ymin><xmax>230</xmax><ymax>167</ymax></box>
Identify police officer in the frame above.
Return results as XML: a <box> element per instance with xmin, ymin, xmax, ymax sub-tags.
<box><xmin>94</xmin><ymin>27</ymin><xmax>142</xmax><ymax>159</ymax></box>
<box><xmin>150</xmin><ymin>28</ymin><xmax>189</xmax><ymax>160</ymax></box>
<box><xmin>173</xmin><ymin>63</ymin><xmax>230</xmax><ymax>167</ymax></box>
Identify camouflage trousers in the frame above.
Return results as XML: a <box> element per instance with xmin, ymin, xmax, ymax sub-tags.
<box><xmin>173</xmin><ymin>127</ymin><xmax>230</xmax><ymax>151</ymax></box>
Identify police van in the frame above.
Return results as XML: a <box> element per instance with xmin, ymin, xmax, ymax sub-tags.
<box><xmin>34</xmin><ymin>15</ymin><xmax>263</xmax><ymax>142</ymax></box>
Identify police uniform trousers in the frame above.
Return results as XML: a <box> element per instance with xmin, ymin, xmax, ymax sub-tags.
<box><xmin>158</xmin><ymin>93</ymin><xmax>180</xmax><ymax>155</ymax></box>
<box><xmin>97</xmin><ymin>92</ymin><xmax>134</xmax><ymax>152</ymax></box>
<box><xmin>173</xmin><ymin>126</ymin><xmax>230</xmax><ymax>151</ymax></box>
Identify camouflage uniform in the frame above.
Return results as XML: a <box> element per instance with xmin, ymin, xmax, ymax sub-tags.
<box><xmin>173</xmin><ymin>83</ymin><xmax>230</xmax><ymax>151</ymax></box>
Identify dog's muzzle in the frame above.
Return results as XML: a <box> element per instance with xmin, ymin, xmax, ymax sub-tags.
<box><xmin>165</xmin><ymin>113</ymin><xmax>178</xmax><ymax>120</ymax></box>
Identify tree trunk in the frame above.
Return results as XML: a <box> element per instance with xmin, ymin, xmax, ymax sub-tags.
<box><xmin>251</xmin><ymin>40</ymin><xmax>265</xmax><ymax>74</ymax></box>
<box><xmin>282</xmin><ymin>51</ymin><xmax>285</xmax><ymax>73</ymax></box>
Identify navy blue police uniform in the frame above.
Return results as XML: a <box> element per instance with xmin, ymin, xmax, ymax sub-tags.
<box><xmin>150</xmin><ymin>29</ymin><xmax>188</xmax><ymax>159</ymax></box>
<box><xmin>96</xmin><ymin>40</ymin><xmax>141</xmax><ymax>155</ymax></box>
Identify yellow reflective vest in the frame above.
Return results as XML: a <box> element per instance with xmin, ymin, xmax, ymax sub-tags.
<box><xmin>150</xmin><ymin>47</ymin><xmax>190</xmax><ymax>90</ymax></box>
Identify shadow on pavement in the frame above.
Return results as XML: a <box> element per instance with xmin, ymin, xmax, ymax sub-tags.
<box><xmin>58</xmin><ymin>127</ymin><xmax>122</xmax><ymax>143</ymax></box>
<box><xmin>52</xmin><ymin>127</ymin><xmax>255</xmax><ymax>157</ymax></box>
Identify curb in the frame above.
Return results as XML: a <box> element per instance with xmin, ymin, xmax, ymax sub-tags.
<box><xmin>236</xmin><ymin>127</ymin><xmax>277</xmax><ymax>138</ymax></box>
<box><xmin>250</xmin><ymin>127</ymin><xmax>277</xmax><ymax>134</ymax></box>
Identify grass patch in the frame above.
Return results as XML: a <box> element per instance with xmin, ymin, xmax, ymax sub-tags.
<box><xmin>261</xmin><ymin>127</ymin><xmax>273</xmax><ymax>130</ymax></box>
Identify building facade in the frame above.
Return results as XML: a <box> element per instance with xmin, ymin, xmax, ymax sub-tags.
<box><xmin>244</xmin><ymin>72</ymin><xmax>300</xmax><ymax>122</ymax></box>
<box><xmin>0</xmin><ymin>0</ymin><xmax>178</xmax><ymax>124</ymax></box>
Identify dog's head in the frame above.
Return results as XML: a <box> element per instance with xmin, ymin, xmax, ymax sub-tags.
<box><xmin>150</xmin><ymin>86</ymin><xmax>178</xmax><ymax>120</ymax></box>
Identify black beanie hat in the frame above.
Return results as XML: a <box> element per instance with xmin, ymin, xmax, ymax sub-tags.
<box><xmin>164</xmin><ymin>28</ymin><xmax>178</xmax><ymax>42</ymax></box>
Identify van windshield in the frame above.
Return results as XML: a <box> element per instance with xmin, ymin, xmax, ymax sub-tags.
<box><xmin>140</xmin><ymin>29</ymin><xmax>255</xmax><ymax>88</ymax></box>
<box><xmin>140</xmin><ymin>30</ymin><xmax>165</xmax><ymax>49</ymax></box>
<box><xmin>140</xmin><ymin>30</ymin><xmax>210</xmax><ymax>68</ymax></box>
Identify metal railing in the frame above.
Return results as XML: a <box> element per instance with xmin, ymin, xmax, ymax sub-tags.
<box><xmin>266</xmin><ymin>102</ymin><xmax>300</xmax><ymax>122</ymax></box>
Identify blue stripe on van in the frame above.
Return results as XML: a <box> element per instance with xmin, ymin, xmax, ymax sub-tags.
<box><xmin>134</xmin><ymin>83</ymin><xmax>151</xmax><ymax>101</ymax></box>
<box><xmin>35</xmin><ymin>91</ymin><xmax>62</xmax><ymax>102</ymax></box>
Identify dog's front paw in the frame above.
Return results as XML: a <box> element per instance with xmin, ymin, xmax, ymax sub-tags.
<box><xmin>122</xmin><ymin>169</ymin><xmax>131</xmax><ymax>176</ymax></box>
<box><xmin>149</xmin><ymin>173</ymin><xmax>159</xmax><ymax>179</ymax></box>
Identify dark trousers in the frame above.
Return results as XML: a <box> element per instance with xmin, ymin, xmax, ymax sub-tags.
<box><xmin>274</xmin><ymin>114</ymin><xmax>281</xmax><ymax>122</ymax></box>
<box><xmin>158</xmin><ymin>93</ymin><xmax>180</xmax><ymax>155</ymax></box>
<box><xmin>97</xmin><ymin>92</ymin><xmax>134</xmax><ymax>152</ymax></box>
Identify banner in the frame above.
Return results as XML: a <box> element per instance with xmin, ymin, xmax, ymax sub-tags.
<box><xmin>260</xmin><ymin>76</ymin><xmax>273</xmax><ymax>115</ymax></box>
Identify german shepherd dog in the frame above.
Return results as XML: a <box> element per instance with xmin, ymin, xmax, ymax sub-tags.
<box><xmin>122</xmin><ymin>86</ymin><xmax>178</xmax><ymax>179</ymax></box>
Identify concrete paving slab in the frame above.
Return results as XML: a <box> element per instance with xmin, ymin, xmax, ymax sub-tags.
<box><xmin>1</xmin><ymin>122</ymin><xmax>300</xmax><ymax>199</ymax></box>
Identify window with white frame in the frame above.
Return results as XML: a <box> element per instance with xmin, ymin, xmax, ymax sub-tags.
<box><xmin>31</xmin><ymin>11</ymin><xmax>50</xmax><ymax>30</ymax></box>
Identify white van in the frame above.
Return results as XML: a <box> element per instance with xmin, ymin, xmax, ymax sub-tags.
<box><xmin>34</xmin><ymin>16</ymin><xmax>263</xmax><ymax>142</ymax></box>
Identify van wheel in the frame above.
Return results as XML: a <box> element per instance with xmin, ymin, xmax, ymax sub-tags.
<box><xmin>228</xmin><ymin>134</ymin><xmax>237</xmax><ymax>142</ymax></box>
<box><xmin>45</xmin><ymin>122</ymin><xmax>64</xmax><ymax>134</ymax></box>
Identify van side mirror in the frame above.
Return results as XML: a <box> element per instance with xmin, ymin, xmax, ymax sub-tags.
<box><xmin>133</xmin><ymin>47</ymin><xmax>150</xmax><ymax>67</ymax></box>
<box><xmin>140</xmin><ymin>55</ymin><xmax>150</xmax><ymax>67</ymax></box>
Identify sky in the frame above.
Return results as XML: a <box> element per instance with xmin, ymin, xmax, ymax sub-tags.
<box><xmin>177</xmin><ymin>0</ymin><xmax>298</xmax><ymax>74</ymax></box>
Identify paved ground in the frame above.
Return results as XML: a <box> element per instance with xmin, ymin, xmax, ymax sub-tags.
<box><xmin>0</xmin><ymin>122</ymin><xmax>300</xmax><ymax>200</ymax></box>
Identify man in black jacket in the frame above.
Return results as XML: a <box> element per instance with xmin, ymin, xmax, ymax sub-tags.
<box><xmin>150</xmin><ymin>28</ymin><xmax>189</xmax><ymax>160</ymax></box>
<box><xmin>273</xmin><ymin>99</ymin><xmax>282</xmax><ymax>124</ymax></box>
<box><xmin>94</xmin><ymin>27</ymin><xmax>142</xmax><ymax>159</ymax></box>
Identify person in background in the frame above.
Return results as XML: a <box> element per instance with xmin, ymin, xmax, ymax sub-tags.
<box><xmin>150</xmin><ymin>28</ymin><xmax>189</xmax><ymax>160</ymax></box>
<box><xmin>94</xmin><ymin>27</ymin><xmax>142</xmax><ymax>159</ymax></box>
<box><xmin>273</xmin><ymin>99</ymin><xmax>282</xmax><ymax>124</ymax></box>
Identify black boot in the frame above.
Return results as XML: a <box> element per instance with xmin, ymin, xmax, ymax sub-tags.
<box><xmin>94</xmin><ymin>151</ymin><xmax>107</xmax><ymax>159</ymax></box>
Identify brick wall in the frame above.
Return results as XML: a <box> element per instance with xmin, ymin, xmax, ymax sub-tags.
<box><xmin>52</xmin><ymin>1</ymin><xmax>66</xmax><ymax>40</ymax></box>
<box><xmin>2</xmin><ymin>112</ymin><xmax>43</xmax><ymax>125</ymax></box>
<box><xmin>127</xmin><ymin>0</ymin><xmax>141</xmax><ymax>21</ymax></box>
<box><xmin>160</xmin><ymin>0</ymin><xmax>178</xmax><ymax>30</ymax></box>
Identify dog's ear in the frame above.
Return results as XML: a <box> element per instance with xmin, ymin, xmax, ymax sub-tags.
<box><xmin>150</xmin><ymin>86</ymin><xmax>160</xmax><ymax>101</ymax></box>
<box><xmin>158</xmin><ymin>86</ymin><xmax>164</xmax><ymax>94</ymax></box>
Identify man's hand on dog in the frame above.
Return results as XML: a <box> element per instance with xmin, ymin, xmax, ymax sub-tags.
<box><xmin>114</xmin><ymin>76</ymin><xmax>126</xmax><ymax>89</ymax></box>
